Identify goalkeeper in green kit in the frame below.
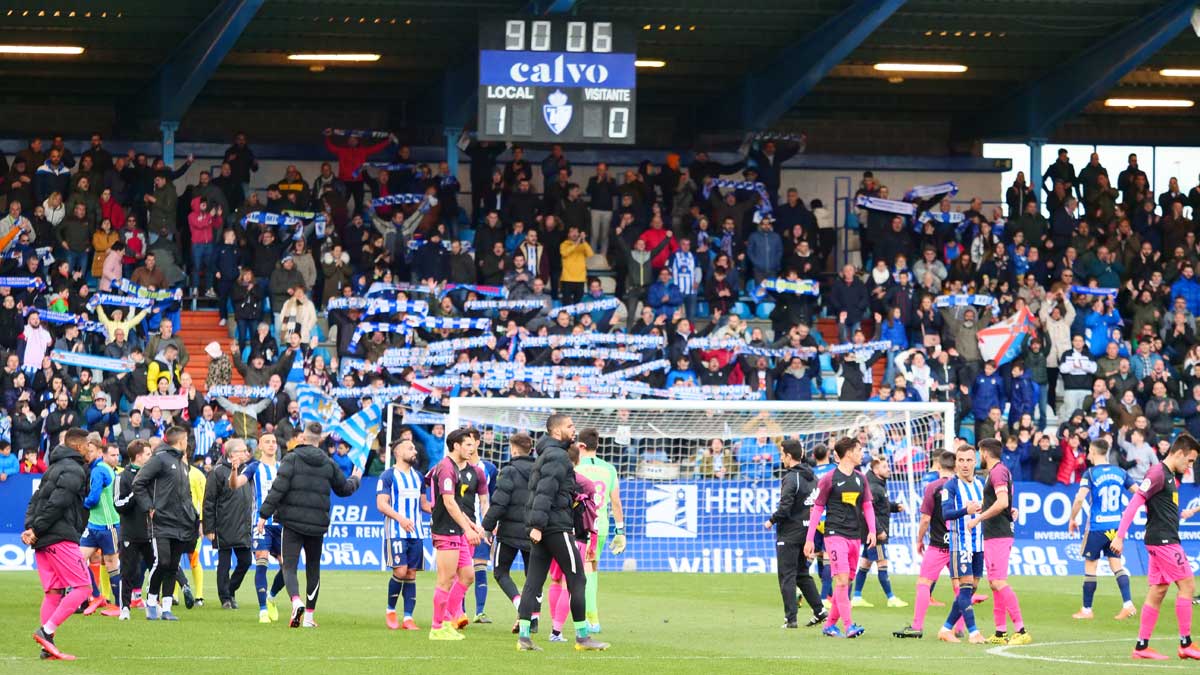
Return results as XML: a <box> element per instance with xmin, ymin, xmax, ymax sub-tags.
<box><xmin>574</xmin><ymin>429</ymin><xmax>626</xmax><ymax>633</ymax></box>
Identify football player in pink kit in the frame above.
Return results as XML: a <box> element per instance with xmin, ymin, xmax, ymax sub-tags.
<box><xmin>805</xmin><ymin>436</ymin><xmax>875</xmax><ymax>639</ymax></box>
<box><xmin>895</xmin><ymin>450</ymin><xmax>959</xmax><ymax>639</ymax></box>
<box><xmin>425</xmin><ymin>428</ymin><xmax>488</xmax><ymax>641</ymax></box>
<box><xmin>1111</xmin><ymin>433</ymin><xmax>1200</xmax><ymax>661</ymax></box>
<box><xmin>973</xmin><ymin>438</ymin><xmax>1031</xmax><ymax>645</ymax></box>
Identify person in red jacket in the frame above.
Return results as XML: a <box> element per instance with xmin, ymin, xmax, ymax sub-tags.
<box><xmin>323</xmin><ymin>130</ymin><xmax>395</xmax><ymax>215</ymax></box>
<box><xmin>188</xmin><ymin>196</ymin><xmax>221</xmax><ymax>296</ymax></box>
<box><xmin>1056</xmin><ymin>430</ymin><xmax>1087</xmax><ymax>484</ymax></box>
<box><xmin>637</xmin><ymin>214</ymin><xmax>678</xmax><ymax>270</ymax></box>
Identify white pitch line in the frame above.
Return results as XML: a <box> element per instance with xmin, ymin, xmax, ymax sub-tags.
<box><xmin>988</xmin><ymin>638</ymin><xmax>1188</xmax><ymax>669</ymax></box>
<box><xmin>0</xmin><ymin>654</ymin><xmax>997</xmax><ymax>663</ymax></box>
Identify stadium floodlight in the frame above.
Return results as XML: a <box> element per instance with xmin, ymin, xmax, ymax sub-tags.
<box><xmin>873</xmin><ymin>62</ymin><xmax>966</xmax><ymax>73</ymax></box>
<box><xmin>0</xmin><ymin>45</ymin><xmax>84</xmax><ymax>55</ymax></box>
<box><xmin>287</xmin><ymin>53</ymin><xmax>380</xmax><ymax>62</ymax></box>
<box><xmin>1104</xmin><ymin>98</ymin><xmax>1194</xmax><ymax>108</ymax></box>
<box><xmin>1160</xmin><ymin>68</ymin><xmax>1200</xmax><ymax>78</ymax></box>
<box><xmin>447</xmin><ymin>398</ymin><xmax>955</xmax><ymax>573</ymax></box>
<box><xmin>634</xmin><ymin>59</ymin><xmax>666</xmax><ymax>68</ymax></box>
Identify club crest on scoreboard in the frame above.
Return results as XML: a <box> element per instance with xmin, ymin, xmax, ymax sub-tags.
<box><xmin>543</xmin><ymin>89</ymin><xmax>573</xmax><ymax>135</ymax></box>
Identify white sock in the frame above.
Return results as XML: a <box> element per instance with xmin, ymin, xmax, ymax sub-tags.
<box><xmin>162</xmin><ymin>596</ymin><xmax>173</xmax><ymax>612</ymax></box>
<box><xmin>292</xmin><ymin>596</ymin><xmax>303</xmax><ymax>610</ymax></box>
<box><xmin>42</xmin><ymin>622</ymin><xmax>57</xmax><ymax>635</ymax></box>
<box><xmin>305</xmin><ymin>609</ymin><xmax>315</xmax><ymax>617</ymax></box>
<box><xmin>512</xmin><ymin>595</ymin><xmax>521</xmax><ymax>610</ymax></box>
<box><xmin>146</xmin><ymin>594</ymin><xmax>159</xmax><ymax>608</ymax></box>
<box><xmin>1124</xmin><ymin>601</ymin><xmax>1135</xmax><ymax>608</ymax></box>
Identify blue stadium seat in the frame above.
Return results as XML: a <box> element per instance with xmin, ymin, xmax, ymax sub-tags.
<box><xmin>818</xmin><ymin>353</ymin><xmax>833</xmax><ymax>372</ymax></box>
<box><xmin>755</xmin><ymin>302</ymin><xmax>774</xmax><ymax>319</ymax></box>
<box><xmin>731</xmin><ymin>302</ymin><xmax>751</xmax><ymax>319</ymax></box>
<box><xmin>695</xmin><ymin>301</ymin><xmax>710</xmax><ymax>318</ymax></box>
<box><xmin>820</xmin><ymin>378</ymin><xmax>838</xmax><ymax>397</ymax></box>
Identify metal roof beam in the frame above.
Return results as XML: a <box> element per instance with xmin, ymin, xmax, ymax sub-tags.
<box><xmin>729</xmin><ymin>0</ymin><xmax>907</xmax><ymax>132</ymax></box>
<box><xmin>139</xmin><ymin>0</ymin><xmax>264</xmax><ymax>124</ymax></box>
<box><xmin>969</xmin><ymin>0</ymin><xmax>1196</xmax><ymax>140</ymax></box>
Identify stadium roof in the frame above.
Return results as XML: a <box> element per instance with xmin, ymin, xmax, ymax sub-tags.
<box><xmin>1</xmin><ymin>0</ymin><xmax>1199</xmax><ymax>145</ymax></box>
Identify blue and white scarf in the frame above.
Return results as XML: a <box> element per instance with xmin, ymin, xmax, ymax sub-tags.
<box><xmin>329</xmin><ymin>385</ymin><xmax>411</xmax><ymax>400</ymax></box>
<box><xmin>0</xmin><ymin>277</ymin><xmax>44</xmax><ymax>291</ymax></box>
<box><xmin>324</xmin><ymin>128</ymin><xmax>390</xmax><ymax>139</ymax></box>
<box><xmin>855</xmin><ymin>195</ymin><xmax>916</xmax><ymax>216</ymax></box>
<box><xmin>918</xmin><ymin>210</ymin><xmax>965</xmax><ymax>225</ymax></box>
<box><xmin>208</xmin><ymin>385</ymin><xmax>275</xmax><ymax>399</ymax></box>
<box><xmin>87</xmin><ymin>293</ymin><xmax>153</xmax><ymax>311</ymax></box>
<box><xmin>903</xmin><ymin>181</ymin><xmax>958</xmax><ymax>201</ymax></box>
<box><xmin>935</xmin><ymin>293</ymin><xmax>999</xmax><ymax>316</ymax></box>
<box><xmin>517</xmin><ymin>332</ymin><xmax>665</xmax><ymax>350</ymax></box>
<box><xmin>756</xmin><ymin>278</ymin><xmax>819</xmax><ymax>298</ymax></box>
<box><xmin>1070</xmin><ymin>285</ymin><xmax>1118</xmax><ymax>298</ymax></box>
<box><xmin>405</xmin><ymin>315</ymin><xmax>491</xmax><ymax>332</ymax></box>
<box><xmin>327</xmin><ymin>297</ymin><xmax>429</xmax><ymax>316</ymax></box>
<box><xmin>370</xmin><ymin>194</ymin><xmax>427</xmax><ymax>208</ymax></box>
<box><xmin>50</xmin><ymin>350</ymin><xmax>132</xmax><ymax>373</ymax></box>
<box><xmin>552</xmin><ymin>296</ymin><xmax>620</xmax><ymax>317</ymax></box>
<box><xmin>347</xmin><ymin>322</ymin><xmax>411</xmax><ymax>352</ymax></box>
<box><xmin>34</xmin><ymin>310</ymin><xmax>105</xmax><ymax>334</ymax></box>
<box><xmin>426</xmin><ymin>335</ymin><xmax>495</xmax><ymax>353</ymax></box>
<box><xmin>559</xmin><ymin>348</ymin><xmax>643</xmax><ymax>361</ymax></box>
<box><xmin>365</xmin><ymin>282</ymin><xmax>435</xmax><ymax>297</ymax></box>
<box><xmin>112</xmin><ymin>279</ymin><xmax>181</xmax><ymax>302</ymax></box>
<box><xmin>828</xmin><ymin>339</ymin><xmax>892</xmax><ymax>355</ymax></box>
<box><xmin>597</xmin><ymin>359</ymin><xmax>670</xmax><ymax>382</ymax></box>
<box><xmin>707</xmin><ymin>178</ymin><xmax>773</xmax><ymax>219</ymax></box>
<box><xmin>465</xmin><ymin>299</ymin><xmax>546</xmax><ymax>312</ymax></box>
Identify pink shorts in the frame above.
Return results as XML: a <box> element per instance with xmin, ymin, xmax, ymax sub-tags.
<box><xmin>35</xmin><ymin>541</ymin><xmax>91</xmax><ymax>592</ymax></box>
<box><xmin>919</xmin><ymin>546</ymin><xmax>951</xmax><ymax>582</ymax></box>
<box><xmin>984</xmin><ymin>537</ymin><xmax>1012</xmax><ymax>581</ymax></box>
<box><xmin>824</xmin><ymin>535</ymin><xmax>860</xmax><ymax>577</ymax></box>
<box><xmin>550</xmin><ymin>540</ymin><xmax>588</xmax><ymax>582</ymax></box>
<box><xmin>432</xmin><ymin>534</ymin><xmax>472</xmax><ymax>570</ymax></box>
<box><xmin>1147</xmin><ymin>544</ymin><xmax>1192</xmax><ymax>586</ymax></box>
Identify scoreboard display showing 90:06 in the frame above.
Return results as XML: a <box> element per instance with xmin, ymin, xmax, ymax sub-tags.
<box><xmin>477</xmin><ymin>18</ymin><xmax>636</xmax><ymax>145</ymax></box>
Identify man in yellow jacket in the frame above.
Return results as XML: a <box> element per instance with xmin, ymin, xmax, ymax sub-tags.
<box><xmin>559</xmin><ymin>225</ymin><xmax>593</xmax><ymax>305</ymax></box>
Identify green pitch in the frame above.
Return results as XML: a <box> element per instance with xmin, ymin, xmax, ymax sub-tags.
<box><xmin>0</xmin><ymin>571</ymin><xmax>1182</xmax><ymax>674</ymax></box>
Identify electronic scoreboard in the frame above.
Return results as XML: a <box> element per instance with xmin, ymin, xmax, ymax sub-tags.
<box><xmin>477</xmin><ymin>18</ymin><xmax>636</xmax><ymax>144</ymax></box>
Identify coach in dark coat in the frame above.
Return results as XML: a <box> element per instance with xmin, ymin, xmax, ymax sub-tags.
<box><xmin>204</xmin><ymin>441</ymin><xmax>254</xmax><ymax>607</ymax></box>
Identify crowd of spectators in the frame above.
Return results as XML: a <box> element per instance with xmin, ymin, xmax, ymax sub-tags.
<box><xmin>0</xmin><ymin>134</ymin><xmax>1196</xmax><ymax>491</ymax></box>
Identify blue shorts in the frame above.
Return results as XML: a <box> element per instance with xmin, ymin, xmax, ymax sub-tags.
<box><xmin>1082</xmin><ymin>529</ymin><xmax>1119</xmax><ymax>561</ymax></box>
<box><xmin>386</xmin><ymin>537</ymin><xmax>424</xmax><ymax>571</ymax></box>
<box><xmin>80</xmin><ymin>525</ymin><xmax>119</xmax><ymax>556</ymax></box>
<box><xmin>951</xmin><ymin>548</ymin><xmax>984</xmax><ymax>580</ymax></box>
<box><xmin>252</xmin><ymin>523</ymin><xmax>283</xmax><ymax>557</ymax></box>
<box><xmin>473</xmin><ymin>540</ymin><xmax>491</xmax><ymax>560</ymax></box>
<box><xmin>861</xmin><ymin>543</ymin><xmax>885</xmax><ymax>563</ymax></box>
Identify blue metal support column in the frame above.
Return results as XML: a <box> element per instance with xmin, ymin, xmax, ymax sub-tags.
<box><xmin>526</xmin><ymin>0</ymin><xmax>576</xmax><ymax>15</ymax></box>
<box><xmin>972</xmin><ymin>0</ymin><xmax>1195</xmax><ymax>140</ymax></box>
<box><xmin>140</xmin><ymin>0</ymin><xmax>264</xmax><ymax>125</ymax></box>
<box><xmin>1028</xmin><ymin>139</ymin><xmax>1044</xmax><ymax>207</ymax></box>
<box><xmin>445</xmin><ymin>127</ymin><xmax>463</xmax><ymax>176</ymax></box>
<box><xmin>161</xmin><ymin>122</ymin><xmax>179</xmax><ymax>166</ymax></box>
<box><xmin>730</xmin><ymin>0</ymin><xmax>906</xmax><ymax>132</ymax></box>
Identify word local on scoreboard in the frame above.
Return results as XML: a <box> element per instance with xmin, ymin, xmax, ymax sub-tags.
<box><xmin>478</xmin><ymin>18</ymin><xmax>636</xmax><ymax>145</ymax></box>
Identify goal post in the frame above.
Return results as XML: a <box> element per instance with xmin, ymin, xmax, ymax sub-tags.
<box><xmin>447</xmin><ymin>398</ymin><xmax>955</xmax><ymax>576</ymax></box>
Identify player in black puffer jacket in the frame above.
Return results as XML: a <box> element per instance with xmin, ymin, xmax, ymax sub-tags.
<box><xmin>258</xmin><ymin>423</ymin><xmax>360</xmax><ymax>627</ymax></box>
<box><xmin>23</xmin><ymin>429</ymin><xmax>94</xmax><ymax>659</ymax></box>
<box><xmin>481</xmin><ymin>433</ymin><xmax>535</xmax><ymax>615</ymax></box>
<box><xmin>515</xmin><ymin>414</ymin><xmax>608</xmax><ymax>651</ymax></box>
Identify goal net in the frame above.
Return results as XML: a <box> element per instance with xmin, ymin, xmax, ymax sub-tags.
<box><xmin>447</xmin><ymin>399</ymin><xmax>955</xmax><ymax>576</ymax></box>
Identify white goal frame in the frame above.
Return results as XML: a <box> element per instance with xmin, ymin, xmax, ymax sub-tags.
<box><xmin>446</xmin><ymin>398</ymin><xmax>956</xmax><ymax>567</ymax></box>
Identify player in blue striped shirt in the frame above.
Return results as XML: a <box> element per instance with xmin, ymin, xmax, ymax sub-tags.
<box><xmin>229</xmin><ymin>433</ymin><xmax>286</xmax><ymax>623</ymax></box>
<box><xmin>377</xmin><ymin>439</ymin><xmax>431</xmax><ymax>631</ymax></box>
<box><xmin>938</xmin><ymin>444</ymin><xmax>986</xmax><ymax>644</ymax></box>
<box><xmin>1068</xmin><ymin>438</ymin><xmax>1137</xmax><ymax>620</ymax></box>
<box><xmin>469</xmin><ymin>455</ymin><xmax>498</xmax><ymax>623</ymax></box>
